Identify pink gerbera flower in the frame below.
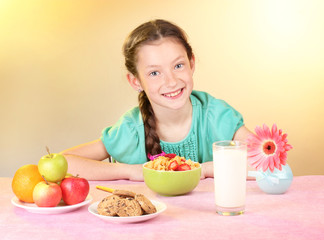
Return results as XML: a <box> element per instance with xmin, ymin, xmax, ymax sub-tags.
<box><xmin>247</xmin><ymin>124</ymin><xmax>293</xmax><ymax>172</ymax></box>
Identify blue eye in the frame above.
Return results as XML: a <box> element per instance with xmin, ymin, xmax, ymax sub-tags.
<box><xmin>149</xmin><ymin>71</ymin><xmax>159</xmax><ymax>77</ymax></box>
<box><xmin>175</xmin><ymin>63</ymin><xmax>183</xmax><ymax>69</ymax></box>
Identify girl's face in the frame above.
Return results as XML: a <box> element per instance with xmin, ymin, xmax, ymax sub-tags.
<box><xmin>131</xmin><ymin>37</ymin><xmax>195</xmax><ymax>112</ymax></box>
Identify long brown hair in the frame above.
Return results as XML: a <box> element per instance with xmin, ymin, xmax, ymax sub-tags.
<box><xmin>122</xmin><ymin>19</ymin><xmax>193</xmax><ymax>158</ymax></box>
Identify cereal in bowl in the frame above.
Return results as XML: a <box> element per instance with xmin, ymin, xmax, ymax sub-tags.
<box><xmin>144</xmin><ymin>154</ymin><xmax>200</xmax><ymax>171</ymax></box>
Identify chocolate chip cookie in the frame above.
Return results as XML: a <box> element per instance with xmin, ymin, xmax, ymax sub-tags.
<box><xmin>135</xmin><ymin>194</ymin><xmax>157</xmax><ymax>214</ymax></box>
<box><xmin>116</xmin><ymin>198</ymin><xmax>143</xmax><ymax>217</ymax></box>
<box><xmin>97</xmin><ymin>195</ymin><xmax>121</xmax><ymax>216</ymax></box>
<box><xmin>113</xmin><ymin>189</ymin><xmax>136</xmax><ymax>198</ymax></box>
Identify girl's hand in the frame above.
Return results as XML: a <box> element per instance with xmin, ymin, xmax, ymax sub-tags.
<box><xmin>125</xmin><ymin>163</ymin><xmax>145</xmax><ymax>182</ymax></box>
<box><xmin>200</xmin><ymin>161</ymin><xmax>214</xmax><ymax>179</ymax></box>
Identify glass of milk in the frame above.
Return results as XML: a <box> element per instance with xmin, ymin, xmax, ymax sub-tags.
<box><xmin>213</xmin><ymin>141</ymin><xmax>247</xmax><ymax>216</ymax></box>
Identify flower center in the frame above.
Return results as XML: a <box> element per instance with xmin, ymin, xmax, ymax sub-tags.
<box><xmin>263</xmin><ymin>141</ymin><xmax>276</xmax><ymax>155</ymax></box>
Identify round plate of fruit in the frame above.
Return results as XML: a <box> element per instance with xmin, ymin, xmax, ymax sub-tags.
<box><xmin>11</xmin><ymin>148</ymin><xmax>93</xmax><ymax>214</ymax></box>
<box><xmin>11</xmin><ymin>195</ymin><xmax>93</xmax><ymax>214</ymax></box>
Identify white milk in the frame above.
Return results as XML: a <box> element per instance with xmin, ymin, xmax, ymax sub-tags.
<box><xmin>213</xmin><ymin>147</ymin><xmax>247</xmax><ymax>208</ymax></box>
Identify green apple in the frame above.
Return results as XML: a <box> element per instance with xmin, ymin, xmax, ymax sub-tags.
<box><xmin>38</xmin><ymin>149</ymin><xmax>68</xmax><ymax>183</ymax></box>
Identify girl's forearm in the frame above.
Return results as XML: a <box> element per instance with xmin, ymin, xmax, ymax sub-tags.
<box><xmin>63</xmin><ymin>154</ymin><xmax>144</xmax><ymax>181</ymax></box>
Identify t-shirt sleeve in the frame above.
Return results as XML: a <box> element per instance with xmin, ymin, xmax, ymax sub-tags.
<box><xmin>207</xmin><ymin>98</ymin><xmax>244</xmax><ymax>141</ymax></box>
<box><xmin>100</xmin><ymin>112</ymin><xmax>147</xmax><ymax>164</ymax></box>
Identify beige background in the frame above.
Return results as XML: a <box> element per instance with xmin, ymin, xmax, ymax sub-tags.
<box><xmin>1</xmin><ymin>0</ymin><xmax>323</xmax><ymax>177</ymax></box>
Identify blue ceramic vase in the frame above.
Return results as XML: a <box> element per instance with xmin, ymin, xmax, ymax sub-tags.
<box><xmin>249</xmin><ymin>164</ymin><xmax>293</xmax><ymax>194</ymax></box>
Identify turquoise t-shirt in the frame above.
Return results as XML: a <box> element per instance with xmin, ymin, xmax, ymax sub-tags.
<box><xmin>101</xmin><ymin>90</ymin><xmax>244</xmax><ymax>164</ymax></box>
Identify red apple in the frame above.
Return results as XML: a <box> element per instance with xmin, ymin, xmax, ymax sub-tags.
<box><xmin>33</xmin><ymin>179</ymin><xmax>62</xmax><ymax>207</ymax></box>
<box><xmin>60</xmin><ymin>175</ymin><xmax>89</xmax><ymax>205</ymax></box>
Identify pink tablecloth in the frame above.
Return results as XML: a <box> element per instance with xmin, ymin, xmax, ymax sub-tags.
<box><xmin>1</xmin><ymin>176</ymin><xmax>324</xmax><ymax>240</ymax></box>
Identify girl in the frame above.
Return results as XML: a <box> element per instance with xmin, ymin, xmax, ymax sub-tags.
<box><xmin>61</xmin><ymin>19</ymin><xmax>252</xmax><ymax>181</ymax></box>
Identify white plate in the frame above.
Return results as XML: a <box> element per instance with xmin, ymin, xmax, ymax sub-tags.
<box><xmin>88</xmin><ymin>199</ymin><xmax>166</xmax><ymax>224</ymax></box>
<box><xmin>11</xmin><ymin>195</ymin><xmax>92</xmax><ymax>214</ymax></box>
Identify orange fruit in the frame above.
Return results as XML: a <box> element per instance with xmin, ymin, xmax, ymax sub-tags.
<box><xmin>12</xmin><ymin>164</ymin><xmax>44</xmax><ymax>203</ymax></box>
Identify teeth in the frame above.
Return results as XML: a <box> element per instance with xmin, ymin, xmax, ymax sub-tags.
<box><xmin>165</xmin><ymin>89</ymin><xmax>181</xmax><ymax>97</ymax></box>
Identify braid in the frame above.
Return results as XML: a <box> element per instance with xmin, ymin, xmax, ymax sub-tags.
<box><xmin>138</xmin><ymin>91</ymin><xmax>162</xmax><ymax>158</ymax></box>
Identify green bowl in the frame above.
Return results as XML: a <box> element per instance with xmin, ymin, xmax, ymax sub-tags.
<box><xmin>143</xmin><ymin>163</ymin><xmax>201</xmax><ymax>196</ymax></box>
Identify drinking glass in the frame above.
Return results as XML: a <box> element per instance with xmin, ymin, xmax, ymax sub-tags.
<box><xmin>213</xmin><ymin>141</ymin><xmax>247</xmax><ymax>216</ymax></box>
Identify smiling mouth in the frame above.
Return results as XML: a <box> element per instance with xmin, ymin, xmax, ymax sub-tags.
<box><xmin>163</xmin><ymin>88</ymin><xmax>183</xmax><ymax>98</ymax></box>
